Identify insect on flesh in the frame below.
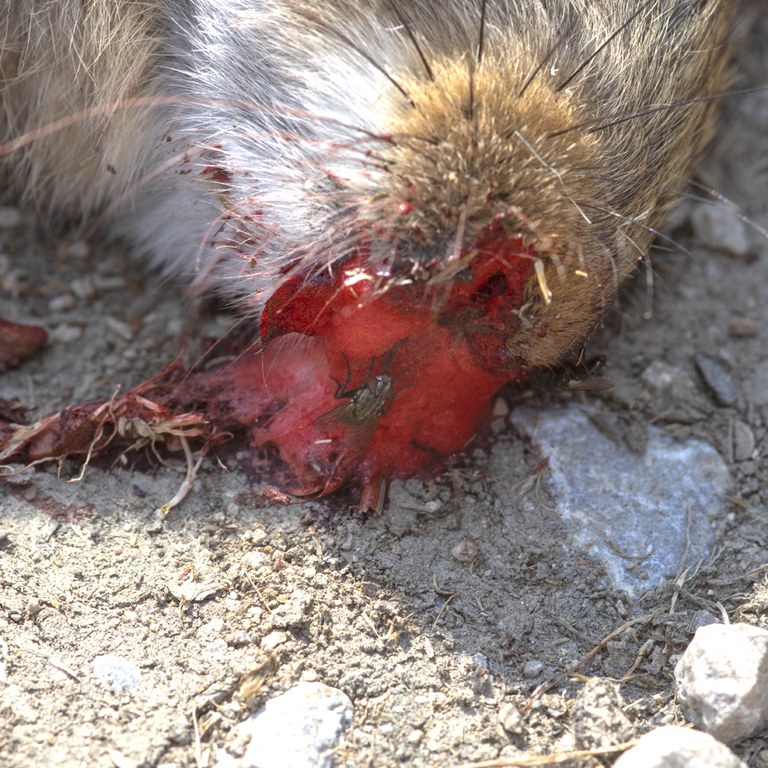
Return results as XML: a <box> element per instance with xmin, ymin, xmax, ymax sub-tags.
<box><xmin>314</xmin><ymin>354</ymin><xmax>396</xmax><ymax>452</ymax></box>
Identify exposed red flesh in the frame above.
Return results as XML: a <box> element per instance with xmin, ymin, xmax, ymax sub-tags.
<box><xmin>251</xmin><ymin>231</ymin><xmax>535</xmax><ymax>500</ymax></box>
<box><xmin>1</xmin><ymin>233</ymin><xmax>535</xmax><ymax>508</ymax></box>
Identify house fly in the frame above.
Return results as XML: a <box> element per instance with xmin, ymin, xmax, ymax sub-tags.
<box><xmin>314</xmin><ymin>352</ymin><xmax>396</xmax><ymax>451</ymax></box>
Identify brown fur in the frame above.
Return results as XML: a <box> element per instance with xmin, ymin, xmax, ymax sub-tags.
<box><xmin>0</xmin><ymin>1</ymin><xmax>735</xmax><ymax>372</ymax></box>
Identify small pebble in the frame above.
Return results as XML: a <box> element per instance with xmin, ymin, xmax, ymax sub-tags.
<box><xmin>241</xmin><ymin>550</ymin><xmax>269</xmax><ymax>570</ymax></box>
<box><xmin>727</xmin><ymin>319</ymin><xmax>758</xmax><ymax>338</ymax></box>
<box><xmin>745</xmin><ymin>362</ymin><xmax>768</xmax><ymax>406</ymax></box>
<box><xmin>25</xmin><ymin>598</ymin><xmax>43</xmax><ymax>617</ymax></box>
<box><xmin>732</xmin><ymin>421</ymin><xmax>755</xmax><ymax>462</ymax></box>
<box><xmin>105</xmin><ymin>317</ymin><xmax>135</xmax><ymax>342</ymax></box>
<box><xmin>613</xmin><ymin>725</ymin><xmax>746</xmax><ymax>768</ymax></box>
<box><xmin>451</xmin><ymin>537</ymin><xmax>478</xmax><ymax>563</ymax></box>
<box><xmin>570</xmin><ymin>678</ymin><xmax>632</xmax><ymax>751</ymax></box>
<box><xmin>406</xmin><ymin>729</ymin><xmax>423</xmax><ymax>745</ymax></box>
<box><xmin>498</xmin><ymin>703</ymin><xmax>524</xmax><ymax>734</ymax></box>
<box><xmin>268</xmin><ymin>590</ymin><xmax>312</xmax><ymax>630</ymax></box>
<box><xmin>93</xmin><ymin>275</ymin><xmax>128</xmax><ymax>291</ymax></box>
<box><xmin>261</xmin><ymin>631</ymin><xmax>289</xmax><ymax>652</ymax></box>
<box><xmin>243</xmin><ymin>528</ymin><xmax>268</xmax><ymax>546</ymax></box>
<box><xmin>694</xmin><ymin>354</ymin><xmax>738</xmax><ymax>407</ymax></box>
<box><xmin>641</xmin><ymin>360</ymin><xmax>696</xmax><ymax>397</ymax></box>
<box><xmin>675</xmin><ymin>622</ymin><xmax>768</xmax><ymax>744</ymax></box>
<box><xmin>690</xmin><ymin>203</ymin><xmax>750</xmax><ymax>257</ymax></box>
<box><xmin>70</xmin><ymin>276</ymin><xmax>97</xmax><ymax>300</ymax></box>
<box><xmin>107</xmin><ymin>749</ymin><xmax>138</xmax><ymax>768</ymax></box>
<box><xmin>49</xmin><ymin>324</ymin><xmax>83</xmax><ymax>344</ymax></box>
<box><xmin>689</xmin><ymin>610</ymin><xmax>721</xmax><ymax>632</ymax></box>
<box><xmin>92</xmin><ymin>654</ymin><xmax>142</xmax><ymax>693</ymax></box>
<box><xmin>522</xmin><ymin>660</ymin><xmax>543</xmax><ymax>679</ymax></box>
<box><xmin>48</xmin><ymin>293</ymin><xmax>77</xmax><ymax>312</ymax></box>
<box><xmin>63</xmin><ymin>239</ymin><xmax>91</xmax><ymax>259</ymax></box>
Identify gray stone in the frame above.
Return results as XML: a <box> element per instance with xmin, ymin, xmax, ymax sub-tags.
<box><xmin>613</xmin><ymin>726</ymin><xmax>747</xmax><ymax>768</ymax></box>
<box><xmin>570</xmin><ymin>678</ymin><xmax>633</xmax><ymax>752</ymax></box>
<box><xmin>498</xmin><ymin>703</ymin><xmax>524</xmax><ymax>734</ymax></box>
<box><xmin>512</xmin><ymin>404</ymin><xmax>729</xmax><ymax>597</ymax></box>
<box><xmin>675</xmin><ymin>622</ymin><xmax>768</xmax><ymax>744</ymax></box>
<box><xmin>731</xmin><ymin>421</ymin><xmax>756</xmax><ymax>462</ymax></box>
<box><xmin>522</xmin><ymin>660</ymin><xmax>543</xmax><ymax>679</ymax></box>
<box><xmin>690</xmin><ymin>203</ymin><xmax>750</xmax><ymax>257</ymax></box>
<box><xmin>641</xmin><ymin>360</ymin><xmax>698</xmax><ymax>403</ymax></box>
<box><xmin>694</xmin><ymin>354</ymin><xmax>739</xmax><ymax>407</ymax></box>
<box><xmin>216</xmin><ymin>682</ymin><xmax>354</xmax><ymax>768</ymax></box>
<box><xmin>745</xmin><ymin>361</ymin><xmax>768</xmax><ymax>406</ymax></box>
<box><xmin>268</xmin><ymin>589</ymin><xmax>313</xmax><ymax>630</ymax></box>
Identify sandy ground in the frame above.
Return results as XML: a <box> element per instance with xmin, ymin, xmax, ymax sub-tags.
<box><xmin>1</xmin><ymin>9</ymin><xmax>768</xmax><ymax>768</ymax></box>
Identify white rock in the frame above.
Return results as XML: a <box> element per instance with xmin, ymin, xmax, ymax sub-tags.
<box><xmin>260</xmin><ymin>630</ymin><xmax>289</xmax><ymax>652</ymax></box>
<box><xmin>498</xmin><ymin>703</ymin><xmax>524</xmax><ymax>734</ymax></box>
<box><xmin>511</xmin><ymin>404</ymin><xmax>729</xmax><ymax>597</ymax></box>
<box><xmin>613</xmin><ymin>726</ymin><xmax>746</xmax><ymax>768</ymax></box>
<box><xmin>675</xmin><ymin>623</ymin><xmax>768</xmax><ymax>744</ymax></box>
<box><xmin>92</xmin><ymin>654</ymin><xmax>142</xmax><ymax>692</ymax></box>
<box><xmin>216</xmin><ymin>682</ymin><xmax>353</xmax><ymax>768</ymax></box>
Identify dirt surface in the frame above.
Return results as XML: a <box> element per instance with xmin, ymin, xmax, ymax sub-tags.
<box><xmin>2</xmin><ymin>11</ymin><xmax>768</xmax><ymax>768</ymax></box>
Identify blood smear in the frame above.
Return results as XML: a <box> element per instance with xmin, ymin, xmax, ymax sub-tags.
<box><xmin>1</xmin><ymin>233</ymin><xmax>536</xmax><ymax>509</ymax></box>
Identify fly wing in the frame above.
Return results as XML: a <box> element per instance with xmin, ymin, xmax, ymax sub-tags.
<box><xmin>313</xmin><ymin>402</ymin><xmax>352</xmax><ymax>428</ymax></box>
<box><xmin>314</xmin><ymin>403</ymin><xmax>380</xmax><ymax>452</ymax></box>
<box><xmin>343</xmin><ymin>415</ymin><xmax>381</xmax><ymax>452</ymax></box>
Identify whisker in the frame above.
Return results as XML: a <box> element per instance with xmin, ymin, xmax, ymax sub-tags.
<box><xmin>477</xmin><ymin>0</ymin><xmax>488</xmax><ymax>65</ymax></box>
<box><xmin>518</xmin><ymin>18</ymin><xmax>577</xmax><ymax>98</ymax></box>
<box><xmin>292</xmin><ymin>10</ymin><xmax>415</xmax><ymax>108</ymax></box>
<box><xmin>0</xmin><ymin>94</ymin><xmax>401</xmax><ymax>159</ymax></box>
<box><xmin>388</xmin><ymin>1</ymin><xmax>434</xmax><ymax>82</ymax></box>
<box><xmin>577</xmin><ymin>200</ymin><xmax>682</xmax><ymax>252</ymax></box>
<box><xmin>549</xmin><ymin>85</ymin><xmax>768</xmax><ymax>139</ymax></box>
<box><xmin>555</xmin><ymin>0</ymin><xmax>661</xmax><ymax>93</ymax></box>
<box><xmin>684</xmin><ymin>182</ymin><xmax>768</xmax><ymax>240</ymax></box>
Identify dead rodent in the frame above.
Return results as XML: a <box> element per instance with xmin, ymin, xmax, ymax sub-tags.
<box><xmin>1</xmin><ymin>0</ymin><xmax>734</xmax><ymax>363</ymax></box>
<box><xmin>0</xmin><ymin>2</ymin><xmax>738</xmax><ymax>498</ymax></box>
